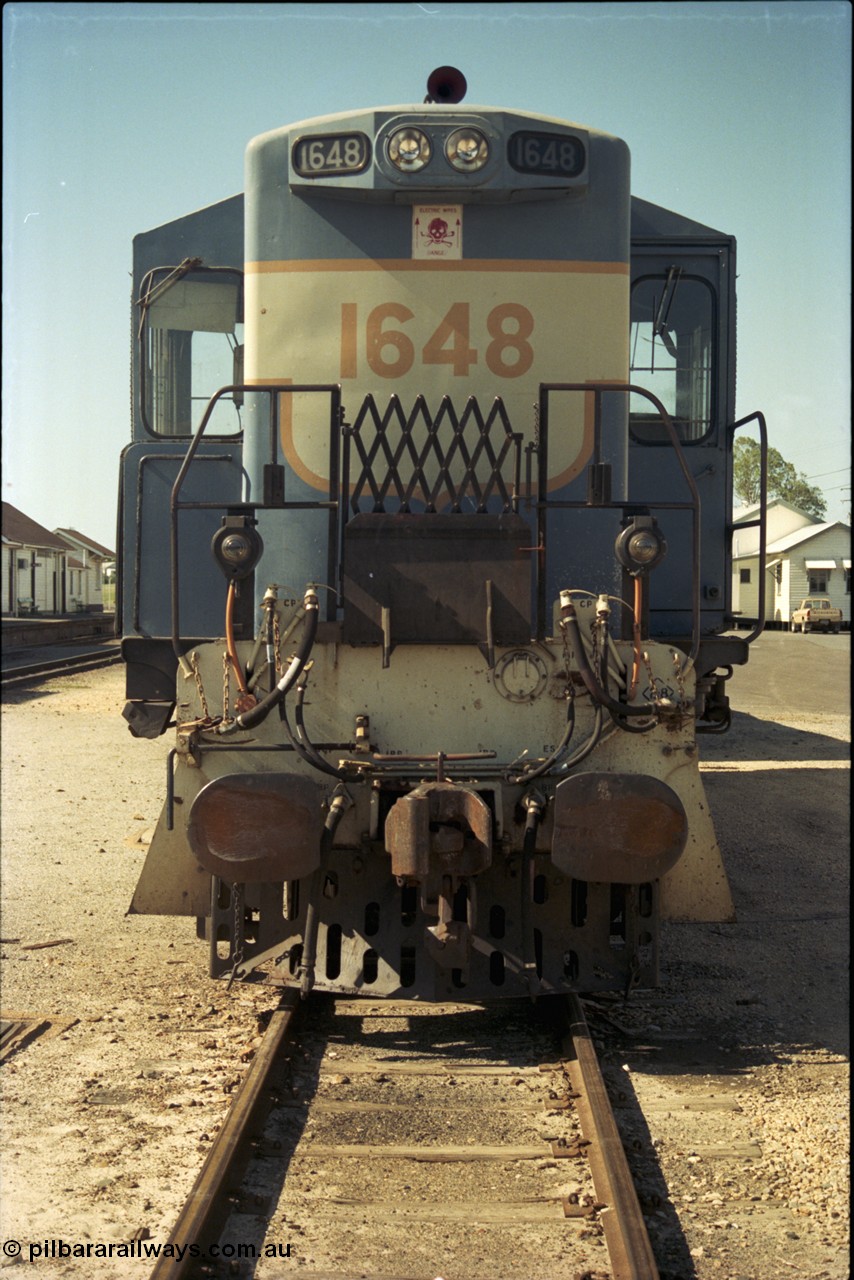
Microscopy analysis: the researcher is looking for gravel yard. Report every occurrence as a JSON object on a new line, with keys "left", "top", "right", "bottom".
{"left": 0, "top": 631, "right": 848, "bottom": 1279}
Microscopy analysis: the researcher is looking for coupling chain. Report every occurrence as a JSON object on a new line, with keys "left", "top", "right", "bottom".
{"left": 642, "top": 649, "right": 667, "bottom": 703}
{"left": 671, "top": 649, "right": 688, "bottom": 705}
{"left": 560, "top": 618, "right": 575, "bottom": 699}
{"left": 272, "top": 611, "right": 284, "bottom": 677}
{"left": 222, "top": 651, "right": 232, "bottom": 723}
{"left": 190, "top": 652, "right": 210, "bottom": 721}
{"left": 176, "top": 652, "right": 223, "bottom": 732}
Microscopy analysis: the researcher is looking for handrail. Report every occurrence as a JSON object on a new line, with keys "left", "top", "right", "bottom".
{"left": 169, "top": 383, "right": 341, "bottom": 668}
{"left": 537, "top": 383, "right": 701, "bottom": 664}
{"left": 727, "top": 411, "right": 768, "bottom": 645}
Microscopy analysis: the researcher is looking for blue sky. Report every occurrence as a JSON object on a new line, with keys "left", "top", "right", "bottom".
{"left": 3, "top": 1, "right": 850, "bottom": 550}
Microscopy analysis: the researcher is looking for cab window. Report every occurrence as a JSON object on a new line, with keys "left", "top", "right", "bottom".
{"left": 630, "top": 271, "right": 714, "bottom": 444}
{"left": 140, "top": 266, "right": 243, "bottom": 437}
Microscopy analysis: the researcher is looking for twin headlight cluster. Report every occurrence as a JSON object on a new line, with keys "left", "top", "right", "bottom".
{"left": 387, "top": 126, "right": 490, "bottom": 173}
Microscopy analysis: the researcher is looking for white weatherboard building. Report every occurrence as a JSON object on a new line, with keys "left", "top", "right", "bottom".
{"left": 1, "top": 504, "right": 116, "bottom": 616}
{"left": 54, "top": 527, "right": 115, "bottom": 613}
{"left": 732, "top": 499, "right": 851, "bottom": 629}
{"left": 2, "top": 503, "right": 70, "bottom": 615}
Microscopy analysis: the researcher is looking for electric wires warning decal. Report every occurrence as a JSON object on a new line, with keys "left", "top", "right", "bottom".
{"left": 412, "top": 206, "right": 462, "bottom": 260}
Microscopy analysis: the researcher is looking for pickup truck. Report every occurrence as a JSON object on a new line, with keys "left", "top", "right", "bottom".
{"left": 790, "top": 597, "right": 843, "bottom": 633}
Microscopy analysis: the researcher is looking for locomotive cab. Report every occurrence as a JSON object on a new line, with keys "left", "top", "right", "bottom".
{"left": 118, "top": 71, "right": 766, "bottom": 1000}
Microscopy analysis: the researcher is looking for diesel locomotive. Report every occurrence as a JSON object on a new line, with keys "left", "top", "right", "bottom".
{"left": 118, "top": 68, "right": 767, "bottom": 999}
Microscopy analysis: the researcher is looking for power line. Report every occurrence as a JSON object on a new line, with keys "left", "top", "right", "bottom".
{"left": 804, "top": 467, "right": 850, "bottom": 480}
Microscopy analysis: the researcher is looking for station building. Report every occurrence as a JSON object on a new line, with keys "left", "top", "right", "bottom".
{"left": 732, "top": 499, "right": 851, "bottom": 630}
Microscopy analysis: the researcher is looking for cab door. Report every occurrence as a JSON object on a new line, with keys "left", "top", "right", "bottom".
{"left": 628, "top": 208, "right": 737, "bottom": 642}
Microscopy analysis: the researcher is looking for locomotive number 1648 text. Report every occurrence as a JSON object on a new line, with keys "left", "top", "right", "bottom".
{"left": 339, "top": 301, "right": 535, "bottom": 380}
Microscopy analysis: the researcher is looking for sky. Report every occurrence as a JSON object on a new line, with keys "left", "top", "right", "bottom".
{"left": 3, "top": 1, "right": 851, "bottom": 552}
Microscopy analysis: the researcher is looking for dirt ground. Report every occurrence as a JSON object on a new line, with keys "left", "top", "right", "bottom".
{"left": 0, "top": 630, "right": 848, "bottom": 1279}
{"left": 601, "top": 630, "right": 849, "bottom": 1279}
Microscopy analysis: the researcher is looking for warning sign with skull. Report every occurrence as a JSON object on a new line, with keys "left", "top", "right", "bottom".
{"left": 412, "top": 205, "right": 462, "bottom": 260}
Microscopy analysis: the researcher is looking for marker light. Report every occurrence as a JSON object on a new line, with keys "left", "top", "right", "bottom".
{"left": 615, "top": 516, "right": 667, "bottom": 574}
{"left": 221, "top": 534, "right": 255, "bottom": 566}
{"left": 388, "top": 127, "right": 432, "bottom": 172}
{"left": 445, "top": 127, "right": 489, "bottom": 171}
{"left": 627, "top": 531, "right": 661, "bottom": 565}
{"left": 211, "top": 518, "right": 264, "bottom": 581}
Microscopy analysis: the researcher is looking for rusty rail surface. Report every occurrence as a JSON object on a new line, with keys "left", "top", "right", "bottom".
{"left": 564, "top": 993, "right": 660, "bottom": 1280}
{"left": 149, "top": 990, "right": 301, "bottom": 1280}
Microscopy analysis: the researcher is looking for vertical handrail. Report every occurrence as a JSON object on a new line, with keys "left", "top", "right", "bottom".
{"left": 170, "top": 387, "right": 235, "bottom": 671}
{"left": 536, "top": 383, "right": 702, "bottom": 663}
{"left": 727, "top": 411, "right": 768, "bottom": 644}
{"left": 169, "top": 384, "right": 341, "bottom": 667}
{"left": 325, "top": 386, "right": 343, "bottom": 622}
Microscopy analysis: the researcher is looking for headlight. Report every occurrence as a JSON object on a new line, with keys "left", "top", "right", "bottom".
{"left": 445, "top": 127, "right": 489, "bottom": 172}
{"left": 387, "top": 127, "right": 432, "bottom": 172}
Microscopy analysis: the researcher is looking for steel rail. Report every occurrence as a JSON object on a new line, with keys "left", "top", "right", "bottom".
{"left": 1, "top": 646, "right": 122, "bottom": 687}
{"left": 149, "top": 990, "right": 301, "bottom": 1280}
{"left": 563, "top": 993, "right": 660, "bottom": 1280}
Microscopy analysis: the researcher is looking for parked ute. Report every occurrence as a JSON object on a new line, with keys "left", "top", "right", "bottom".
{"left": 791, "top": 598, "right": 843, "bottom": 633}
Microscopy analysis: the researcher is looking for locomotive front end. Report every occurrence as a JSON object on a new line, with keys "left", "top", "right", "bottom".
{"left": 123, "top": 70, "right": 754, "bottom": 1000}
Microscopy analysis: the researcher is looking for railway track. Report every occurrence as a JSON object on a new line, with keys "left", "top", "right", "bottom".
{"left": 0, "top": 644, "right": 122, "bottom": 687}
{"left": 150, "top": 993, "right": 657, "bottom": 1280}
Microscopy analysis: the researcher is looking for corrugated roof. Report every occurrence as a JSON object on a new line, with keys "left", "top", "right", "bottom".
{"left": 2, "top": 503, "right": 71, "bottom": 553}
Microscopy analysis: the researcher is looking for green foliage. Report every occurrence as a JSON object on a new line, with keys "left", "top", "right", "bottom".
{"left": 733, "top": 438, "right": 827, "bottom": 522}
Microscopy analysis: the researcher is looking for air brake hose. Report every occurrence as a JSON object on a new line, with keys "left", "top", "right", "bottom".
{"left": 598, "top": 619, "right": 658, "bottom": 736}
{"left": 224, "top": 582, "right": 249, "bottom": 694}
{"left": 629, "top": 575, "right": 643, "bottom": 700}
{"left": 507, "top": 697, "right": 575, "bottom": 784}
{"left": 560, "top": 601, "right": 657, "bottom": 719}
{"left": 218, "top": 588, "right": 319, "bottom": 734}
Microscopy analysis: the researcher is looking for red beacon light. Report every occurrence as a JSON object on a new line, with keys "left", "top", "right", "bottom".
{"left": 425, "top": 66, "right": 467, "bottom": 104}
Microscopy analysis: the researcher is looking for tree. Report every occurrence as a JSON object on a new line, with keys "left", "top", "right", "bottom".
{"left": 733, "top": 439, "right": 827, "bottom": 522}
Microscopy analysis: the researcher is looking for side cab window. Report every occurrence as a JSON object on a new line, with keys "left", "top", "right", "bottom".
{"left": 630, "top": 269, "right": 715, "bottom": 445}
{"left": 139, "top": 265, "right": 244, "bottom": 437}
